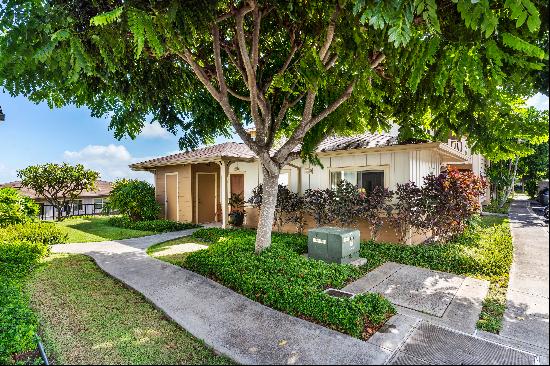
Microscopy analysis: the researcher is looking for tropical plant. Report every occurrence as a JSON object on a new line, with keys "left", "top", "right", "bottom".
{"left": 17, "top": 163, "right": 98, "bottom": 221}
{"left": 303, "top": 188, "right": 336, "bottom": 227}
{"left": 332, "top": 180, "right": 361, "bottom": 227}
{"left": 388, "top": 182, "right": 426, "bottom": 243}
{"left": 108, "top": 179, "right": 160, "bottom": 221}
{"left": 0, "top": 0, "right": 546, "bottom": 251}
{"left": 423, "top": 169, "right": 487, "bottom": 240}
{"left": 357, "top": 186, "right": 394, "bottom": 241}
{"left": 0, "top": 187, "right": 39, "bottom": 227}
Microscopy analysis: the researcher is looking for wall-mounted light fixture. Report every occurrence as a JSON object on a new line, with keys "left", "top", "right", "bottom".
{"left": 0, "top": 106, "right": 5, "bottom": 122}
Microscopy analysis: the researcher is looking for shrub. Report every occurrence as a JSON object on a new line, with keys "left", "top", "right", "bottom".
{"left": 388, "top": 182, "right": 426, "bottom": 243}
{"left": 107, "top": 179, "right": 160, "bottom": 221}
{"left": 0, "top": 187, "right": 39, "bottom": 227}
{"left": 0, "top": 240, "right": 49, "bottom": 279}
{"left": 108, "top": 216, "right": 199, "bottom": 232}
{"left": 0, "top": 235, "right": 50, "bottom": 363}
{"left": 357, "top": 187, "right": 394, "bottom": 241}
{"left": 303, "top": 188, "right": 335, "bottom": 227}
{"left": 332, "top": 180, "right": 361, "bottom": 227}
{"left": 248, "top": 184, "right": 305, "bottom": 233}
{"left": 423, "top": 169, "right": 487, "bottom": 240}
{"left": 0, "top": 279, "right": 38, "bottom": 364}
{"left": 0, "top": 222, "right": 68, "bottom": 246}
{"left": 186, "top": 228, "right": 395, "bottom": 338}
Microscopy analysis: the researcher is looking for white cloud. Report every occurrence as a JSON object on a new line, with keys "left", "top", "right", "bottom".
{"left": 138, "top": 122, "right": 172, "bottom": 139}
{"left": 0, "top": 163, "right": 18, "bottom": 183}
{"left": 526, "top": 93, "right": 549, "bottom": 111}
{"left": 63, "top": 144, "right": 153, "bottom": 183}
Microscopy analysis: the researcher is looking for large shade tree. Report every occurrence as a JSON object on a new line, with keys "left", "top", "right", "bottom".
{"left": 0, "top": 0, "right": 547, "bottom": 251}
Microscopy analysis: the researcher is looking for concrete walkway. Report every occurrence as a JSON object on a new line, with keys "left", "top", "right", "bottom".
{"left": 494, "top": 197, "right": 549, "bottom": 362}
{"left": 52, "top": 230, "right": 390, "bottom": 365}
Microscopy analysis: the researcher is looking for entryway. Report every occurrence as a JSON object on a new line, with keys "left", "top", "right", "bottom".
{"left": 196, "top": 173, "right": 217, "bottom": 223}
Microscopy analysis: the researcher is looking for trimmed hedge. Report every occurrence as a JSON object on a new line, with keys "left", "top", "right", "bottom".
{"left": 0, "top": 222, "right": 68, "bottom": 246}
{"left": 0, "top": 222, "right": 62, "bottom": 363}
{"left": 108, "top": 216, "right": 200, "bottom": 232}
{"left": 0, "top": 279, "right": 38, "bottom": 364}
{"left": 186, "top": 228, "right": 395, "bottom": 338}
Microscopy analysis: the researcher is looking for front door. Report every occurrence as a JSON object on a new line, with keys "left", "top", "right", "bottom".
{"left": 197, "top": 173, "right": 216, "bottom": 223}
{"left": 230, "top": 174, "right": 245, "bottom": 198}
{"left": 165, "top": 173, "right": 178, "bottom": 221}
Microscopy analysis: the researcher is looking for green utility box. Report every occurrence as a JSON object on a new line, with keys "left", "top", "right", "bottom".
{"left": 307, "top": 227, "right": 360, "bottom": 264}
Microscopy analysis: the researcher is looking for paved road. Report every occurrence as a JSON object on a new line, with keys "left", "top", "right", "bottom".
{"left": 499, "top": 198, "right": 549, "bottom": 357}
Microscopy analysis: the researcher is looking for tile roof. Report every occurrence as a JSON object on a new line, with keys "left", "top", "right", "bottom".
{"left": 0, "top": 180, "right": 113, "bottom": 200}
{"left": 315, "top": 133, "right": 398, "bottom": 152}
{"left": 131, "top": 132, "right": 399, "bottom": 170}
{"left": 130, "top": 142, "right": 256, "bottom": 170}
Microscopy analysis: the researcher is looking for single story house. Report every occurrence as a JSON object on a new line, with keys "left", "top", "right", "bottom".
{"left": 131, "top": 131, "right": 489, "bottom": 244}
{"left": 0, "top": 180, "right": 113, "bottom": 220}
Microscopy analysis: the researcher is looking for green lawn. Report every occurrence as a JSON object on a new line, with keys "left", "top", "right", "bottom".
{"left": 51, "top": 216, "right": 156, "bottom": 243}
{"left": 25, "top": 254, "right": 231, "bottom": 365}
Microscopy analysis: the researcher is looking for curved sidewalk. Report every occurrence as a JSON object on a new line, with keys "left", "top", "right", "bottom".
{"left": 51, "top": 230, "right": 390, "bottom": 365}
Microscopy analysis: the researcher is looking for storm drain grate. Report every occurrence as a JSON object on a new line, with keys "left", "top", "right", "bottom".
{"left": 390, "top": 322, "right": 537, "bottom": 365}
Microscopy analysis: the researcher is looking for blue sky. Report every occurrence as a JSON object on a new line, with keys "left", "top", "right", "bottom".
{"left": 0, "top": 91, "right": 548, "bottom": 184}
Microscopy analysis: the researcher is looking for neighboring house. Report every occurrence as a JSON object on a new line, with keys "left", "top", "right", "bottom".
{"left": 0, "top": 180, "right": 113, "bottom": 220}
{"left": 130, "top": 132, "right": 489, "bottom": 244}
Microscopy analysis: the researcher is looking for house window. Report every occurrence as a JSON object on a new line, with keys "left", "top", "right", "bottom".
{"left": 330, "top": 170, "right": 385, "bottom": 191}
{"left": 94, "top": 198, "right": 104, "bottom": 210}
{"left": 71, "top": 199, "right": 83, "bottom": 212}
{"left": 278, "top": 172, "right": 290, "bottom": 186}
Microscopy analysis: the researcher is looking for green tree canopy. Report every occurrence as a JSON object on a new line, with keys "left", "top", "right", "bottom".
{"left": 1, "top": 0, "right": 547, "bottom": 249}
{"left": 17, "top": 163, "right": 99, "bottom": 221}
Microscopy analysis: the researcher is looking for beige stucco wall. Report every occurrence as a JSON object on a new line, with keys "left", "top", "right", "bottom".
{"left": 154, "top": 165, "right": 193, "bottom": 222}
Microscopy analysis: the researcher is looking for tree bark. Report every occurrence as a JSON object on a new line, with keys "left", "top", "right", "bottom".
{"left": 255, "top": 166, "right": 279, "bottom": 253}
{"left": 501, "top": 156, "right": 519, "bottom": 208}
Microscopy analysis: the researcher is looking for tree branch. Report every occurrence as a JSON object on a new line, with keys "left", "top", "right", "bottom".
{"left": 274, "top": 80, "right": 355, "bottom": 163}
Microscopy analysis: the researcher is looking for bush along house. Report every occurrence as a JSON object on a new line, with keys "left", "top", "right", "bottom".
{"left": 130, "top": 130, "right": 490, "bottom": 244}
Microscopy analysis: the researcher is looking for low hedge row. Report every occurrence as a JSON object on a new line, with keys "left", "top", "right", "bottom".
{"left": 0, "top": 279, "right": 38, "bottom": 364}
{"left": 0, "top": 222, "right": 63, "bottom": 363}
{"left": 186, "top": 228, "right": 395, "bottom": 338}
{"left": 108, "top": 216, "right": 200, "bottom": 232}
{"left": 0, "top": 222, "right": 68, "bottom": 246}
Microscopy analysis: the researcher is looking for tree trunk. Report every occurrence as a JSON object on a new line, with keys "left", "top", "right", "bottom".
{"left": 500, "top": 156, "right": 519, "bottom": 208}
{"left": 255, "top": 167, "right": 279, "bottom": 253}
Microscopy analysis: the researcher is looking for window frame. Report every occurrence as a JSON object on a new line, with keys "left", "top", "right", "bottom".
{"left": 93, "top": 198, "right": 104, "bottom": 210}
{"left": 328, "top": 165, "right": 390, "bottom": 190}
